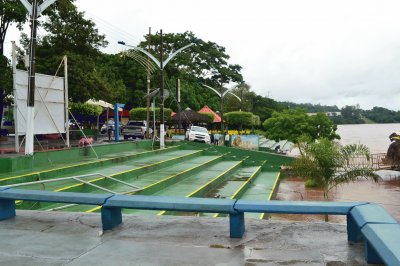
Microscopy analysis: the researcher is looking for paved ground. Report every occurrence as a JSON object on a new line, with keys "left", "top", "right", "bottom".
{"left": 0, "top": 211, "right": 375, "bottom": 265}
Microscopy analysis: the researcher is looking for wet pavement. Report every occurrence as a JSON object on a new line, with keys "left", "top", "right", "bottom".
{"left": 275, "top": 175, "right": 400, "bottom": 223}
{"left": 0, "top": 210, "right": 371, "bottom": 265}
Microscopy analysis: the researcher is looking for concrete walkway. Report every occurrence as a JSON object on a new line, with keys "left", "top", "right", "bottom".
{"left": 0, "top": 211, "right": 373, "bottom": 265}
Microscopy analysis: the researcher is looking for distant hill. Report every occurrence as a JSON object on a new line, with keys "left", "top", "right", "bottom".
{"left": 279, "top": 102, "right": 340, "bottom": 113}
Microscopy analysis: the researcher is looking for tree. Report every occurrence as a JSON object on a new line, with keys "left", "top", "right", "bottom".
{"left": 263, "top": 109, "right": 340, "bottom": 153}
{"left": 224, "top": 83, "right": 256, "bottom": 112}
{"left": 252, "top": 95, "right": 284, "bottom": 122}
{"left": 338, "top": 105, "right": 364, "bottom": 124}
{"left": 130, "top": 107, "right": 172, "bottom": 122}
{"left": 70, "top": 102, "right": 102, "bottom": 128}
{"left": 224, "top": 111, "right": 254, "bottom": 129}
{"left": 363, "top": 106, "right": 400, "bottom": 123}
{"left": 139, "top": 31, "right": 243, "bottom": 87}
{"left": 0, "top": 0, "right": 27, "bottom": 130}
{"left": 134, "top": 31, "right": 243, "bottom": 113}
{"left": 20, "top": 0, "right": 125, "bottom": 103}
{"left": 291, "top": 138, "right": 378, "bottom": 200}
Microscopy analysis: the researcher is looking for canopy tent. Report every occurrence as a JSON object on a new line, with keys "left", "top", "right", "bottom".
{"left": 172, "top": 109, "right": 211, "bottom": 123}
{"left": 85, "top": 99, "right": 123, "bottom": 111}
{"left": 198, "top": 105, "right": 221, "bottom": 123}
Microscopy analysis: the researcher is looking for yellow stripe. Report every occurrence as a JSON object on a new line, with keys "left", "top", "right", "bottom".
{"left": 231, "top": 161, "right": 266, "bottom": 200}
{"left": 268, "top": 172, "right": 281, "bottom": 200}
{"left": 214, "top": 161, "right": 266, "bottom": 218}
{"left": 140, "top": 155, "right": 224, "bottom": 191}
{"left": 86, "top": 153, "right": 223, "bottom": 214}
{"left": 260, "top": 171, "right": 281, "bottom": 219}
{"left": 157, "top": 210, "right": 166, "bottom": 216}
{"left": 186, "top": 160, "right": 243, "bottom": 198}
{"left": 108, "top": 149, "right": 201, "bottom": 178}
{"left": 86, "top": 205, "right": 101, "bottom": 213}
{"left": 0, "top": 146, "right": 178, "bottom": 183}
{"left": 12, "top": 146, "right": 182, "bottom": 211}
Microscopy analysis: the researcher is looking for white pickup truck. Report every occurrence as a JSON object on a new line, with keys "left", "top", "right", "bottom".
{"left": 122, "top": 121, "right": 150, "bottom": 140}
{"left": 187, "top": 126, "right": 211, "bottom": 144}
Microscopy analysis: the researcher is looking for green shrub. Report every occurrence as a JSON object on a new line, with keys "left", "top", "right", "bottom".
{"left": 224, "top": 111, "right": 254, "bottom": 128}
{"left": 130, "top": 107, "right": 172, "bottom": 121}
{"left": 70, "top": 102, "right": 102, "bottom": 117}
{"left": 304, "top": 179, "right": 318, "bottom": 188}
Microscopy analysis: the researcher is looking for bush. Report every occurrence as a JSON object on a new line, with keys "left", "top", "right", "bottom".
{"left": 224, "top": 111, "right": 254, "bottom": 128}
{"left": 304, "top": 179, "right": 318, "bottom": 188}
{"left": 252, "top": 115, "right": 260, "bottom": 126}
{"left": 70, "top": 102, "right": 102, "bottom": 117}
{"left": 130, "top": 107, "right": 172, "bottom": 121}
{"left": 70, "top": 102, "right": 102, "bottom": 129}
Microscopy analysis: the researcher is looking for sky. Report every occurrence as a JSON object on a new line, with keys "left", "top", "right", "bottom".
{"left": 4, "top": 0, "right": 400, "bottom": 110}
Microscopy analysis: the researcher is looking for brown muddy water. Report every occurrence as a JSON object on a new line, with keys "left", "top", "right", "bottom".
{"left": 273, "top": 176, "right": 400, "bottom": 223}
{"left": 276, "top": 123, "right": 400, "bottom": 223}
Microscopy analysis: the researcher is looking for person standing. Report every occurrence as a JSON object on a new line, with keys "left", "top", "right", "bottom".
{"left": 224, "top": 131, "right": 230, "bottom": 147}
{"left": 107, "top": 118, "right": 114, "bottom": 141}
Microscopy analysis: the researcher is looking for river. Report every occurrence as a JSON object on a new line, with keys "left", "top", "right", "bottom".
{"left": 276, "top": 123, "right": 400, "bottom": 222}
{"left": 336, "top": 123, "right": 400, "bottom": 153}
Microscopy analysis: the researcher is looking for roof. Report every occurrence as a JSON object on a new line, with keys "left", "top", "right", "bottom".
{"left": 172, "top": 109, "right": 211, "bottom": 123}
{"left": 198, "top": 105, "right": 221, "bottom": 123}
{"left": 86, "top": 99, "right": 123, "bottom": 111}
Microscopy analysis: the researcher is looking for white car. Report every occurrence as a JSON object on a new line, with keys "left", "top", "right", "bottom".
{"left": 187, "top": 126, "right": 211, "bottom": 144}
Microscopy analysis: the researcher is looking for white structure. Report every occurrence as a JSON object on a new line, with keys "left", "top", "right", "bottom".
{"left": 15, "top": 70, "right": 66, "bottom": 135}
{"left": 12, "top": 42, "right": 69, "bottom": 153}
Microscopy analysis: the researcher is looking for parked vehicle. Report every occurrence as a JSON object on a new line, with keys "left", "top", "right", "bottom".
{"left": 122, "top": 120, "right": 151, "bottom": 140}
{"left": 187, "top": 126, "right": 211, "bottom": 144}
{"left": 0, "top": 120, "right": 15, "bottom": 135}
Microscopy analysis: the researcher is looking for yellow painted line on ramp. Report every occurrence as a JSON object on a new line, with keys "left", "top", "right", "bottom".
{"left": 260, "top": 171, "right": 281, "bottom": 220}
{"left": 0, "top": 146, "right": 179, "bottom": 183}
{"left": 214, "top": 161, "right": 266, "bottom": 218}
{"left": 88, "top": 154, "right": 224, "bottom": 214}
{"left": 157, "top": 157, "right": 243, "bottom": 216}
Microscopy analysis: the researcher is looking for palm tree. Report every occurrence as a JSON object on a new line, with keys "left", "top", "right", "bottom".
{"left": 291, "top": 138, "right": 379, "bottom": 200}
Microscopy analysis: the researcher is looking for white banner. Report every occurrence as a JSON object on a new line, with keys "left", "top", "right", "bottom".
{"left": 15, "top": 70, "right": 66, "bottom": 135}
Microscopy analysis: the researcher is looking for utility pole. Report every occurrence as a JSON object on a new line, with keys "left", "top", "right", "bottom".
{"left": 146, "top": 27, "right": 151, "bottom": 139}
{"left": 20, "top": 0, "right": 57, "bottom": 155}
{"left": 176, "top": 79, "right": 181, "bottom": 131}
{"left": 159, "top": 29, "right": 165, "bottom": 148}
{"left": 25, "top": 0, "right": 39, "bottom": 155}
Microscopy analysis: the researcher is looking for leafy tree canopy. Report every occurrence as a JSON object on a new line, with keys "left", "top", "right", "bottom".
{"left": 224, "top": 111, "right": 254, "bottom": 128}
{"left": 70, "top": 102, "right": 102, "bottom": 117}
{"left": 129, "top": 107, "right": 172, "bottom": 122}
{"left": 263, "top": 109, "right": 340, "bottom": 146}
{"left": 19, "top": 0, "right": 126, "bottom": 104}
{"left": 1, "top": 0, "right": 28, "bottom": 129}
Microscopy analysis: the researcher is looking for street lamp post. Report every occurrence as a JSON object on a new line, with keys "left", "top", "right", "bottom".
{"left": 202, "top": 84, "right": 241, "bottom": 132}
{"left": 118, "top": 32, "right": 195, "bottom": 149}
{"left": 20, "top": 0, "right": 57, "bottom": 155}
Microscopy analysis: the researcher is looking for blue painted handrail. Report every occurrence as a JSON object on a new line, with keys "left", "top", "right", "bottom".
{"left": 0, "top": 188, "right": 399, "bottom": 265}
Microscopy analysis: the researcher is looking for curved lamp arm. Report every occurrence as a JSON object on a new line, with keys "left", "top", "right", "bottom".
{"left": 163, "top": 43, "right": 195, "bottom": 68}
{"left": 202, "top": 84, "right": 222, "bottom": 98}
{"left": 226, "top": 91, "right": 241, "bottom": 102}
{"left": 118, "top": 41, "right": 161, "bottom": 68}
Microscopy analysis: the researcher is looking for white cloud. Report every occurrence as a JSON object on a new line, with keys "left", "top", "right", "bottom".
{"left": 5, "top": 0, "right": 400, "bottom": 110}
